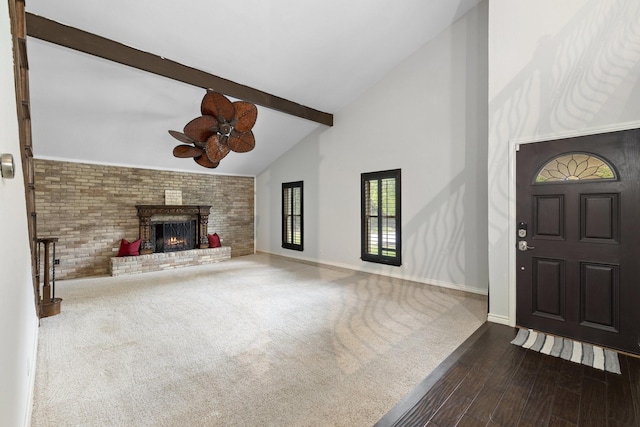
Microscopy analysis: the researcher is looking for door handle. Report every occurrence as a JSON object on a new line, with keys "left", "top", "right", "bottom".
{"left": 518, "top": 241, "right": 535, "bottom": 251}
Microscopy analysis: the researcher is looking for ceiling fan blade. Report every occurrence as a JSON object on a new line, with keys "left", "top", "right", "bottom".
{"left": 168, "top": 130, "right": 196, "bottom": 144}
{"left": 205, "top": 134, "right": 231, "bottom": 163}
{"left": 194, "top": 155, "right": 219, "bottom": 169}
{"left": 201, "top": 90, "right": 235, "bottom": 122}
{"left": 228, "top": 130, "right": 256, "bottom": 153}
{"left": 172, "top": 145, "right": 202, "bottom": 158}
{"left": 183, "top": 115, "right": 218, "bottom": 142}
{"left": 232, "top": 101, "right": 258, "bottom": 133}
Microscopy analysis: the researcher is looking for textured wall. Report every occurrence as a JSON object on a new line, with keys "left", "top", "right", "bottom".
{"left": 487, "top": 0, "right": 640, "bottom": 323}
{"left": 256, "top": 2, "right": 489, "bottom": 295}
{"left": 1, "top": 3, "right": 40, "bottom": 425}
{"left": 35, "top": 159, "right": 254, "bottom": 279}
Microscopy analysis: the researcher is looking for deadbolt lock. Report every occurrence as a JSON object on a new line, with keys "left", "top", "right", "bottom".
{"left": 517, "top": 221, "right": 527, "bottom": 238}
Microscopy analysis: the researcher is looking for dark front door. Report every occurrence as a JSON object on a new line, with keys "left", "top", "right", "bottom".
{"left": 516, "top": 128, "right": 640, "bottom": 355}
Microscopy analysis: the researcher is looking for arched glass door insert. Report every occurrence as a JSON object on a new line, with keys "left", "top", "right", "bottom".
{"left": 534, "top": 152, "right": 617, "bottom": 183}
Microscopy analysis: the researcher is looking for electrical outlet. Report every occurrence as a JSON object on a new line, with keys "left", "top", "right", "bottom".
{"left": 54, "top": 259, "right": 60, "bottom": 265}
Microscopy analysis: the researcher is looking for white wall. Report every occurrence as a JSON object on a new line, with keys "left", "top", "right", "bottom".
{"left": 257, "top": 2, "right": 489, "bottom": 294}
{"left": 488, "top": 0, "right": 640, "bottom": 323}
{"left": 0, "top": 3, "right": 40, "bottom": 426}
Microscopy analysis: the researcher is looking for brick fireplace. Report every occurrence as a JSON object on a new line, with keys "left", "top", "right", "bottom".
{"left": 35, "top": 159, "right": 254, "bottom": 280}
{"left": 109, "top": 203, "right": 229, "bottom": 276}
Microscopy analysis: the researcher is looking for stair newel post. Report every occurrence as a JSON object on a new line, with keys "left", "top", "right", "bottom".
{"left": 38, "top": 237, "right": 62, "bottom": 317}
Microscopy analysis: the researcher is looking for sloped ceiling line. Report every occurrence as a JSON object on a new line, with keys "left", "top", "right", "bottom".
{"left": 25, "top": 12, "right": 333, "bottom": 127}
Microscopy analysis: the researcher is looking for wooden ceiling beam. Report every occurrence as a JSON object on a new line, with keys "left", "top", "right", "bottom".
{"left": 25, "top": 13, "right": 333, "bottom": 127}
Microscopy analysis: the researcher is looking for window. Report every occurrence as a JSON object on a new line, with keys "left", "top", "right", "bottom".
{"left": 535, "top": 152, "right": 616, "bottom": 183}
{"left": 282, "top": 181, "right": 303, "bottom": 251}
{"left": 361, "top": 169, "right": 401, "bottom": 266}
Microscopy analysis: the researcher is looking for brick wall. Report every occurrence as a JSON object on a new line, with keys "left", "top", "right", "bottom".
{"left": 34, "top": 159, "right": 254, "bottom": 279}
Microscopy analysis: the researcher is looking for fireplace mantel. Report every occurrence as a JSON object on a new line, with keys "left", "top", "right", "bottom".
{"left": 136, "top": 205, "right": 211, "bottom": 254}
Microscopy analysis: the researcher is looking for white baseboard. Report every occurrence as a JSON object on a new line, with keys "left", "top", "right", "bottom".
{"left": 256, "top": 250, "right": 488, "bottom": 296}
{"left": 487, "top": 313, "right": 512, "bottom": 326}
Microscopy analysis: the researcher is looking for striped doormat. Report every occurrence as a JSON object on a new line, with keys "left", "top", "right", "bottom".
{"left": 511, "top": 328, "right": 621, "bottom": 374}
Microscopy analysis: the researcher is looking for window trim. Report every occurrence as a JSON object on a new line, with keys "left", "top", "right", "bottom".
{"left": 361, "top": 169, "right": 401, "bottom": 266}
{"left": 282, "top": 181, "right": 304, "bottom": 251}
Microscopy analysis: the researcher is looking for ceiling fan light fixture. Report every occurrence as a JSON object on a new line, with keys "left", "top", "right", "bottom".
{"left": 169, "top": 90, "right": 258, "bottom": 169}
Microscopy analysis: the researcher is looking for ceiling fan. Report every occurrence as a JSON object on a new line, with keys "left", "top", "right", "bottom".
{"left": 168, "top": 90, "right": 258, "bottom": 168}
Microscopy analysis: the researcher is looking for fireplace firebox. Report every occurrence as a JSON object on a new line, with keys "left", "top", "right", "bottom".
{"left": 136, "top": 205, "right": 211, "bottom": 254}
{"left": 152, "top": 220, "right": 197, "bottom": 253}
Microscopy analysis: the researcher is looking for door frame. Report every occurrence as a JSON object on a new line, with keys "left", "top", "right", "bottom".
{"left": 504, "top": 120, "right": 640, "bottom": 328}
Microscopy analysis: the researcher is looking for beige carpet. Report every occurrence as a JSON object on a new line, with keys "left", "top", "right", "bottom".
{"left": 32, "top": 253, "right": 487, "bottom": 426}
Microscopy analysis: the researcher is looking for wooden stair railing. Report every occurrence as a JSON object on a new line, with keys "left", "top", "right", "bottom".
{"left": 9, "top": 0, "right": 45, "bottom": 317}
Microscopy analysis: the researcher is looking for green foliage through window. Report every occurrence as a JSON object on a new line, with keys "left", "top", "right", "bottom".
{"left": 282, "top": 181, "right": 303, "bottom": 251}
{"left": 361, "top": 169, "right": 401, "bottom": 266}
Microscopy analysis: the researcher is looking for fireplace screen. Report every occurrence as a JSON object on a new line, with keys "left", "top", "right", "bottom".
{"left": 152, "top": 220, "right": 197, "bottom": 253}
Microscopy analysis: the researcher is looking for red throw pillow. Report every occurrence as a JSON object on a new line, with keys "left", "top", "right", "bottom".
{"left": 207, "top": 233, "right": 221, "bottom": 248}
{"left": 117, "top": 239, "right": 141, "bottom": 257}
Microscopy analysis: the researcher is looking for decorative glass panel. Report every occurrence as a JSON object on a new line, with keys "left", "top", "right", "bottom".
{"left": 535, "top": 153, "right": 616, "bottom": 183}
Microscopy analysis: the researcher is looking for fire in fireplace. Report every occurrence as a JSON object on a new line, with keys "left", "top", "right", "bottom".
{"left": 152, "top": 220, "right": 197, "bottom": 253}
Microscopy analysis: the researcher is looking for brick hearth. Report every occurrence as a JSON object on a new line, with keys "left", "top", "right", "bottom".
{"left": 110, "top": 246, "right": 231, "bottom": 276}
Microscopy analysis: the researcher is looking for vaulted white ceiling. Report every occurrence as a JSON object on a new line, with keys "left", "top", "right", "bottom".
{"left": 26, "top": 0, "right": 481, "bottom": 176}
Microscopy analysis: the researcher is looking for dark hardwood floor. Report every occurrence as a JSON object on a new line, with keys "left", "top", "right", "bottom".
{"left": 376, "top": 322, "right": 640, "bottom": 427}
